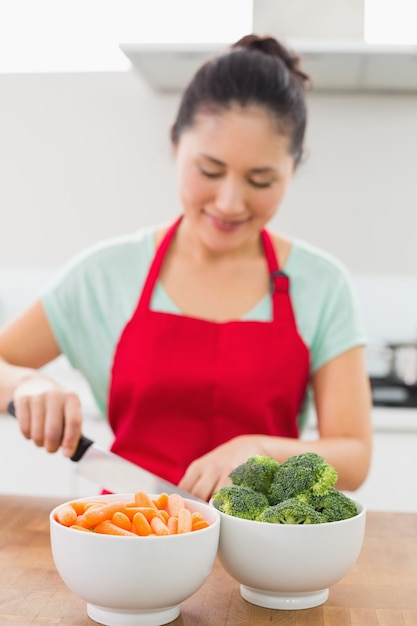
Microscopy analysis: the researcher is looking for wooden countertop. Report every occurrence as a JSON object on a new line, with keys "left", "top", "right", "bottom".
{"left": 1, "top": 495, "right": 416, "bottom": 625}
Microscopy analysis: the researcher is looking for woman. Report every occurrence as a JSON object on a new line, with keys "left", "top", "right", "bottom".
{"left": 0, "top": 35, "right": 372, "bottom": 501}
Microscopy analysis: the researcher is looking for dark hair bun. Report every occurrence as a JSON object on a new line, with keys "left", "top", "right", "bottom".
{"left": 231, "top": 34, "right": 310, "bottom": 89}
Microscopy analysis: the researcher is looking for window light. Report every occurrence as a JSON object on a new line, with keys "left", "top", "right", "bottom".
{"left": 0, "top": 0, "right": 253, "bottom": 73}
{"left": 364, "top": 0, "right": 417, "bottom": 45}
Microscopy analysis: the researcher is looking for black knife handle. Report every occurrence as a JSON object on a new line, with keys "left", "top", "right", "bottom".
{"left": 70, "top": 434, "right": 94, "bottom": 462}
{"left": 7, "top": 399, "right": 94, "bottom": 462}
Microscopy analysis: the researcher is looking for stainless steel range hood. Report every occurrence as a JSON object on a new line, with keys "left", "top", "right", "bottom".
{"left": 119, "top": 40, "right": 417, "bottom": 93}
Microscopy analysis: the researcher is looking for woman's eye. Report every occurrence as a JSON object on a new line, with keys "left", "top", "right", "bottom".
{"left": 248, "top": 179, "right": 274, "bottom": 189}
{"left": 200, "top": 168, "right": 223, "bottom": 179}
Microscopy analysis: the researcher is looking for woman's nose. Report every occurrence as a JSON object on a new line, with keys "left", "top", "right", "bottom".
{"left": 215, "top": 177, "right": 246, "bottom": 215}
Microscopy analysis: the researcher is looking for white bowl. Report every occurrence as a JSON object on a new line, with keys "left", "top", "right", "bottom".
{"left": 212, "top": 499, "right": 366, "bottom": 610}
{"left": 50, "top": 493, "right": 220, "bottom": 626}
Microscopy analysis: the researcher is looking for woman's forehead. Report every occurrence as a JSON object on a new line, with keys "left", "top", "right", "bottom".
{"left": 192, "top": 103, "right": 278, "bottom": 133}
{"left": 178, "top": 106, "right": 292, "bottom": 162}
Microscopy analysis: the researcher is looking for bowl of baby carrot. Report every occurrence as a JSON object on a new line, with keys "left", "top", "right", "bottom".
{"left": 50, "top": 490, "right": 220, "bottom": 626}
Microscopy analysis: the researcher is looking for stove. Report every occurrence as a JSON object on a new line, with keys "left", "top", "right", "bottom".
{"left": 370, "top": 376, "right": 417, "bottom": 408}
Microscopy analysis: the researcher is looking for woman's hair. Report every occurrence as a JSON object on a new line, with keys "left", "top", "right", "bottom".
{"left": 171, "top": 34, "right": 311, "bottom": 166}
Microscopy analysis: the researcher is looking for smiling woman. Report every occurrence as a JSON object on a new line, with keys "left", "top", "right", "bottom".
{"left": 0, "top": 33, "right": 372, "bottom": 504}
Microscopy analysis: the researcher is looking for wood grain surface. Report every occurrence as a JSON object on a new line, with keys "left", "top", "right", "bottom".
{"left": 0, "top": 495, "right": 416, "bottom": 625}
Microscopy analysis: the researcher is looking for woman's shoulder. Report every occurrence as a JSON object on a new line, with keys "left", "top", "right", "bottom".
{"left": 270, "top": 233, "right": 352, "bottom": 283}
{"left": 75, "top": 225, "right": 158, "bottom": 266}
{"left": 42, "top": 224, "right": 166, "bottom": 298}
{"left": 55, "top": 225, "right": 163, "bottom": 278}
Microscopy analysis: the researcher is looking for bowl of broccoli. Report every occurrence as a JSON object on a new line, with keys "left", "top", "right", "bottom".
{"left": 211, "top": 452, "right": 366, "bottom": 611}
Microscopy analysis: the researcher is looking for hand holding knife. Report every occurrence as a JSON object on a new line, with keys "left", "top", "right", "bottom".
{"left": 7, "top": 400, "right": 201, "bottom": 501}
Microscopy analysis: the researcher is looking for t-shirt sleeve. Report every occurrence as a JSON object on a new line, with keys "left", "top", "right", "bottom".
{"left": 309, "top": 266, "right": 367, "bottom": 373}
{"left": 40, "top": 229, "right": 155, "bottom": 413}
{"left": 287, "top": 240, "right": 368, "bottom": 376}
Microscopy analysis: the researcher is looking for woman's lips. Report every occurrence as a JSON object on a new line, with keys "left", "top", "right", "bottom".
{"left": 204, "top": 212, "right": 249, "bottom": 232}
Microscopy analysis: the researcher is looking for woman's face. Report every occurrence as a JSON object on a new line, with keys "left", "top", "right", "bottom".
{"left": 173, "top": 104, "right": 295, "bottom": 256}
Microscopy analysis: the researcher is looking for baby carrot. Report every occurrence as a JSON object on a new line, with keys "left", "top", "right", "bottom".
{"left": 191, "top": 511, "right": 210, "bottom": 530}
{"left": 167, "top": 493, "right": 185, "bottom": 517}
{"left": 112, "top": 511, "right": 132, "bottom": 531}
{"left": 132, "top": 512, "right": 152, "bottom": 536}
{"left": 150, "top": 516, "right": 169, "bottom": 536}
{"left": 177, "top": 508, "right": 192, "bottom": 534}
{"left": 78, "top": 501, "right": 128, "bottom": 529}
{"left": 94, "top": 520, "right": 137, "bottom": 536}
{"left": 124, "top": 506, "right": 163, "bottom": 522}
{"left": 134, "top": 491, "right": 156, "bottom": 508}
{"left": 70, "top": 524, "right": 93, "bottom": 532}
{"left": 153, "top": 492, "right": 169, "bottom": 511}
{"left": 123, "top": 506, "right": 143, "bottom": 520}
{"left": 83, "top": 502, "right": 104, "bottom": 510}
{"left": 69, "top": 501, "right": 88, "bottom": 516}
{"left": 167, "top": 516, "right": 178, "bottom": 535}
{"left": 158, "top": 509, "right": 169, "bottom": 523}
{"left": 191, "top": 511, "right": 205, "bottom": 524}
{"left": 55, "top": 504, "right": 78, "bottom": 527}
{"left": 192, "top": 520, "right": 210, "bottom": 531}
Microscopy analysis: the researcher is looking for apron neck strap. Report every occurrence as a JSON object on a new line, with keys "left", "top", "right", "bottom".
{"left": 261, "top": 229, "right": 290, "bottom": 319}
{"left": 261, "top": 229, "right": 280, "bottom": 274}
{"left": 139, "top": 216, "right": 182, "bottom": 308}
{"left": 141, "top": 218, "right": 287, "bottom": 310}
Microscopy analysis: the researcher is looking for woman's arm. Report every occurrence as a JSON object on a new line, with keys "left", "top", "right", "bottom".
{"left": 179, "top": 346, "right": 372, "bottom": 500}
{"left": 305, "top": 345, "right": 372, "bottom": 489}
{"left": 0, "top": 300, "right": 83, "bottom": 456}
{"left": 256, "top": 346, "right": 372, "bottom": 489}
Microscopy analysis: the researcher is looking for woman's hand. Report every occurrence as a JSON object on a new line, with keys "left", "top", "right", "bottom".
{"left": 13, "top": 377, "right": 83, "bottom": 458}
{"left": 178, "top": 435, "right": 269, "bottom": 501}
{"left": 0, "top": 299, "right": 83, "bottom": 458}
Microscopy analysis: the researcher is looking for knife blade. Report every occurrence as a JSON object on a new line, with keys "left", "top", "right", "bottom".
{"left": 7, "top": 400, "right": 202, "bottom": 502}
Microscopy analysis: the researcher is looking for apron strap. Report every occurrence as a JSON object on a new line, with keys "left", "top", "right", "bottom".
{"left": 141, "top": 218, "right": 289, "bottom": 313}
{"left": 261, "top": 229, "right": 290, "bottom": 321}
{"left": 139, "top": 216, "right": 182, "bottom": 310}
{"left": 261, "top": 229, "right": 289, "bottom": 290}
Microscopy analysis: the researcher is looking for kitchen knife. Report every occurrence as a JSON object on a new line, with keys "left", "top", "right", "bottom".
{"left": 7, "top": 400, "right": 202, "bottom": 501}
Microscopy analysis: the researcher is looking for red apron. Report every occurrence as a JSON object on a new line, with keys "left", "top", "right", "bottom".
{"left": 108, "top": 218, "right": 310, "bottom": 485}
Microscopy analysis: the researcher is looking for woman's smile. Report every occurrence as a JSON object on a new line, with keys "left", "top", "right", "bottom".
{"left": 202, "top": 209, "right": 251, "bottom": 232}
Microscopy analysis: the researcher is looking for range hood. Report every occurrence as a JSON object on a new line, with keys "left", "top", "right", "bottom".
{"left": 120, "top": 40, "right": 417, "bottom": 93}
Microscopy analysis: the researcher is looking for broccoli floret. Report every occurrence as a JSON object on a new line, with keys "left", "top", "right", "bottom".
{"left": 211, "top": 485, "right": 269, "bottom": 520}
{"left": 258, "top": 498, "right": 326, "bottom": 524}
{"left": 228, "top": 455, "right": 280, "bottom": 494}
{"left": 308, "top": 487, "right": 358, "bottom": 522}
{"left": 268, "top": 452, "right": 338, "bottom": 505}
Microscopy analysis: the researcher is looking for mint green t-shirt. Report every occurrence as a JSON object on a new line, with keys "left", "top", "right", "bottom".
{"left": 41, "top": 225, "right": 367, "bottom": 427}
